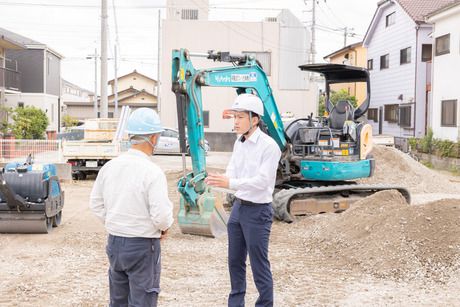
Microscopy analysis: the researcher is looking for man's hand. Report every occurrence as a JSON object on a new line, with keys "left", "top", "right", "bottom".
{"left": 205, "top": 173, "right": 230, "bottom": 188}
{"left": 160, "top": 229, "right": 168, "bottom": 241}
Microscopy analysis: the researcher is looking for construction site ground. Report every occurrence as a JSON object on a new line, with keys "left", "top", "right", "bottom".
{"left": 1, "top": 146, "right": 460, "bottom": 306}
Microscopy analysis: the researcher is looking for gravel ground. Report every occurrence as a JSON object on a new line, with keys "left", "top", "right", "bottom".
{"left": 0, "top": 149, "right": 459, "bottom": 306}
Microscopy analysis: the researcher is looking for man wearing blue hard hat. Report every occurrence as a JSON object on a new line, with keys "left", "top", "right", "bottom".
{"left": 90, "top": 108, "right": 173, "bottom": 307}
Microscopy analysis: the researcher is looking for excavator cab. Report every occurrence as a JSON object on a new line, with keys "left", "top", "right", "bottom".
{"left": 283, "top": 64, "right": 374, "bottom": 182}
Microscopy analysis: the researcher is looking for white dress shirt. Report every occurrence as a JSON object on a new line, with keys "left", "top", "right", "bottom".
{"left": 90, "top": 149, "right": 174, "bottom": 238}
{"left": 226, "top": 127, "right": 281, "bottom": 204}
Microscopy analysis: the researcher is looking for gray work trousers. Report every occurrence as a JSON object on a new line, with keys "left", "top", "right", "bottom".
{"left": 106, "top": 235, "right": 161, "bottom": 307}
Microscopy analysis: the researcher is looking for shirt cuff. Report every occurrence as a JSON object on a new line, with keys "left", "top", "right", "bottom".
{"left": 229, "top": 178, "right": 241, "bottom": 190}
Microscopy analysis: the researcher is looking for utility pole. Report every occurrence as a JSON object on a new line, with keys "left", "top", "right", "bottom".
{"left": 310, "top": 0, "right": 316, "bottom": 64}
{"left": 112, "top": 0, "right": 119, "bottom": 118}
{"left": 114, "top": 45, "right": 118, "bottom": 118}
{"left": 100, "top": 0, "right": 108, "bottom": 118}
{"left": 86, "top": 48, "right": 98, "bottom": 118}
{"left": 305, "top": 0, "right": 325, "bottom": 64}
{"left": 156, "top": 9, "right": 161, "bottom": 116}
{"left": 344, "top": 26, "right": 348, "bottom": 47}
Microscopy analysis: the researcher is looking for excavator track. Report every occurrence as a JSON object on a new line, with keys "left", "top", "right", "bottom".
{"left": 272, "top": 184, "right": 411, "bottom": 223}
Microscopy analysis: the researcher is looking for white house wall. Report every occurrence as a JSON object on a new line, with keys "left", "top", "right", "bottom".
{"left": 414, "top": 26, "right": 432, "bottom": 137}
{"left": 430, "top": 10, "right": 460, "bottom": 141}
{"left": 5, "top": 93, "right": 59, "bottom": 132}
{"left": 113, "top": 75, "right": 157, "bottom": 95}
{"left": 366, "top": 2, "right": 418, "bottom": 137}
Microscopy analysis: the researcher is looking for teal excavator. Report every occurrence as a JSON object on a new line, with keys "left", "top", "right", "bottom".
{"left": 171, "top": 48, "right": 410, "bottom": 237}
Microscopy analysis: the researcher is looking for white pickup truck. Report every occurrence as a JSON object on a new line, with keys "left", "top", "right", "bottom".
{"left": 62, "top": 140, "right": 128, "bottom": 180}
{"left": 62, "top": 118, "right": 128, "bottom": 180}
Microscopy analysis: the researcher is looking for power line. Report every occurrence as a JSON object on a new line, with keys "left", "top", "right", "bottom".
{"left": 0, "top": 1, "right": 284, "bottom": 11}
{"left": 323, "top": 1, "right": 347, "bottom": 28}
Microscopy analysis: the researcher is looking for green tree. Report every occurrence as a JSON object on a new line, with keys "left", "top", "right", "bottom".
{"left": 62, "top": 114, "right": 79, "bottom": 128}
{"left": 318, "top": 89, "right": 358, "bottom": 116}
{"left": 0, "top": 106, "right": 13, "bottom": 135}
{"left": 11, "top": 106, "right": 49, "bottom": 139}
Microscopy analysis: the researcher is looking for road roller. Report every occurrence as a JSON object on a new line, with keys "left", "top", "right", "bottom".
{"left": 0, "top": 155, "right": 64, "bottom": 233}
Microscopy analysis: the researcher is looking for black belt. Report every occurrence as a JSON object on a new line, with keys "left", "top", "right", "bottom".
{"left": 234, "top": 197, "right": 269, "bottom": 206}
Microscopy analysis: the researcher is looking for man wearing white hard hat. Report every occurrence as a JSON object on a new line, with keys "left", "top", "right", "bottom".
{"left": 90, "top": 108, "right": 173, "bottom": 307}
{"left": 206, "top": 93, "right": 281, "bottom": 307}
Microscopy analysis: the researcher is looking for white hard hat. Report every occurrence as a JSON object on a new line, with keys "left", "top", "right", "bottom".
{"left": 230, "top": 94, "right": 264, "bottom": 116}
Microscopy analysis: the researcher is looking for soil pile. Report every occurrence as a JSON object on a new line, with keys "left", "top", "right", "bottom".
{"left": 359, "top": 146, "right": 459, "bottom": 194}
{"left": 306, "top": 190, "right": 460, "bottom": 282}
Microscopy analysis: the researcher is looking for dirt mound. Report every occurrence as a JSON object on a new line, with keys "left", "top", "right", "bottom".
{"left": 359, "top": 146, "right": 459, "bottom": 194}
{"left": 307, "top": 190, "right": 460, "bottom": 282}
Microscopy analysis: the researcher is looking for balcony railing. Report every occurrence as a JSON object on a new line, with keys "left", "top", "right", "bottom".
{"left": 0, "top": 66, "right": 21, "bottom": 91}
{"left": 0, "top": 57, "right": 21, "bottom": 91}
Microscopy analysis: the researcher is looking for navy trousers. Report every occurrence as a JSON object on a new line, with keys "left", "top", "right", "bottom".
{"left": 227, "top": 199, "right": 274, "bottom": 307}
{"left": 106, "top": 235, "right": 161, "bottom": 307}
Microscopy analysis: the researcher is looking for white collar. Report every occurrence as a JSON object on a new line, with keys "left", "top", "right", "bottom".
{"left": 239, "top": 127, "right": 261, "bottom": 143}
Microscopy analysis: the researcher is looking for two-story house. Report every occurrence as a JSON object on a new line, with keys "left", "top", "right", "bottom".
{"left": 323, "top": 42, "right": 368, "bottom": 105}
{"left": 0, "top": 27, "right": 63, "bottom": 135}
{"left": 64, "top": 70, "right": 157, "bottom": 119}
{"left": 0, "top": 29, "right": 24, "bottom": 124}
{"left": 107, "top": 70, "right": 158, "bottom": 113}
{"left": 427, "top": 1, "right": 460, "bottom": 142}
{"left": 363, "top": 0, "right": 452, "bottom": 138}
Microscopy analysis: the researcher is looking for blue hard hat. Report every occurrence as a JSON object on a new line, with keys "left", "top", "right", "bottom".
{"left": 126, "top": 108, "right": 164, "bottom": 135}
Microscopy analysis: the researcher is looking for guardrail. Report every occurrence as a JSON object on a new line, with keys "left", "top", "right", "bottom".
{"left": 0, "top": 139, "right": 62, "bottom": 163}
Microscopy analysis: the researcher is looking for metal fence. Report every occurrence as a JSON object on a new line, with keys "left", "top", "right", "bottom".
{"left": 0, "top": 139, "right": 63, "bottom": 163}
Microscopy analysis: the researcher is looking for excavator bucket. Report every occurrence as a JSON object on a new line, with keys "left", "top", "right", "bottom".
{"left": 177, "top": 190, "right": 228, "bottom": 238}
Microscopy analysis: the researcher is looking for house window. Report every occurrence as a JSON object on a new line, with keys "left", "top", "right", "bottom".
{"left": 399, "top": 105, "right": 411, "bottom": 127}
{"left": 108, "top": 112, "right": 114, "bottom": 118}
{"left": 367, "top": 59, "right": 373, "bottom": 70}
{"left": 400, "top": 47, "right": 411, "bottom": 65}
{"left": 435, "top": 34, "right": 450, "bottom": 56}
{"left": 384, "top": 104, "right": 398, "bottom": 123}
{"left": 385, "top": 12, "right": 395, "bottom": 27}
{"left": 422, "top": 44, "right": 432, "bottom": 62}
{"left": 181, "top": 9, "right": 198, "bottom": 20}
{"left": 18, "top": 102, "right": 24, "bottom": 108}
{"left": 203, "top": 110, "right": 210, "bottom": 128}
{"left": 47, "top": 56, "right": 51, "bottom": 75}
{"left": 368, "top": 108, "right": 378, "bottom": 122}
{"left": 242, "top": 51, "right": 272, "bottom": 75}
{"left": 380, "top": 54, "right": 389, "bottom": 70}
{"left": 441, "top": 100, "right": 457, "bottom": 127}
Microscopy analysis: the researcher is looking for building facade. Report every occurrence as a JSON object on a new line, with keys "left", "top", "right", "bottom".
{"left": 160, "top": 0, "right": 316, "bottom": 151}
{"left": 64, "top": 70, "right": 158, "bottom": 120}
{"left": 1, "top": 27, "right": 62, "bottom": 134}
{"left": 323, "top": 42, "right": 368, "bottom": 105}
{"left": 427, "top": 1, "right": 460, "bottom": 141}
{"left": 363, "top": 0, "right": 452, "bottom": 138}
